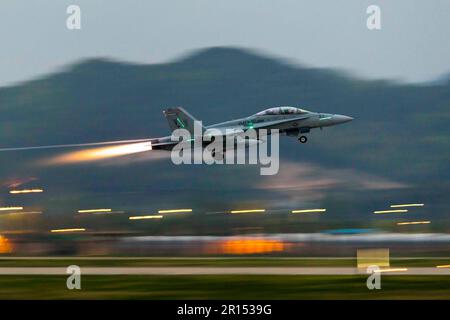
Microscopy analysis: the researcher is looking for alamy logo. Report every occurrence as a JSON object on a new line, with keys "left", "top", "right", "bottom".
{"left": 66, "top": 5, "right": 81, "bottom": 30}
{"left": 366, "top": 5, "right": 381, "bottom": 30}
{"left": 170, "top": 121, "right": 279, "bottom": 175}
{"left": 366, "top": 265, "right": 381, "bottom": 290}
{"left": 66, "top": 265, "right": 81, "bottom": 290}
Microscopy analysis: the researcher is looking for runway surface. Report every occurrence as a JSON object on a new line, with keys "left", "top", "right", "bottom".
{"left": 0, "top": 267, "right": 449, "bottom": 275}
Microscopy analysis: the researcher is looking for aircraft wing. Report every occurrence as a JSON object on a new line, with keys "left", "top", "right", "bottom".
{"left": 203, "top": 115, "right": 311, "bottom": 139}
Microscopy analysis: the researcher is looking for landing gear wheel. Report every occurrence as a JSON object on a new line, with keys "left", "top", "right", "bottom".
{"left": 298, "top": 136, "right": 308, "bottom": 143}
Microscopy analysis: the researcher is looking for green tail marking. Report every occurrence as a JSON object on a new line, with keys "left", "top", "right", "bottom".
{"left": 176, "top": 117, "right": 186, "bottom": 128}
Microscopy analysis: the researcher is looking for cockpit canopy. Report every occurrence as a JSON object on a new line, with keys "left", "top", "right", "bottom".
{"left": 254, "top": 106, "right": 310, "bottom": 116}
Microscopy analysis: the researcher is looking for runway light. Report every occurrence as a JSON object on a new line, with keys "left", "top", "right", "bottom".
{"left": 129, "top": 215, "right": 163, "bottom": 220}
{"left": 357, "top": 248, "right": 390, "bottom": 268}
{"left": 77, "top": 209, "right": 112, "bottom": 214}
{"left": 50, "top": 228, "right": 86, "bottom": 233}
{"left": 436, "top": 265, "right": 450, "bottom": 268}
{"left": 78, "top": 210, "right": 124, "bottom": 216}
{"left": 291, "top": 209, "right": 326, "bottom": 214}
{"left": 373, "top": 268, "right": 408, "bottom": 273}
{"left": 2, "top": 211, "right": 42, "bottom": 216}
{"left": 0, "top": 235, "right": 13, "bottom": 253}
{"left": 373, "top": 209, "right": 408, "bottom": 214}
{"left": 218, "top": 239, "right": 286, "bottom": 254}
{"left": 390, "top": 203, "right": 424, "bottom": 208}
{"left": 157, "top": 209, "right": 192, "bottom": 214}
{"left": 230, "top": 209, "right": 266, "bottom": 214}
{"left": 0, "top": 207, "right": 23, "bottom": 212}
{"left": 9, "top": 189, "right": 44, "bottom": 194}
{"left": 397, "top": 221, "right": 431, "bottom": 225}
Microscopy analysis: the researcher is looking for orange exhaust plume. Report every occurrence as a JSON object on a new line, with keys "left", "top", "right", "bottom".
{"left": 44, "top": 142, "right": 152, "bottom": 165}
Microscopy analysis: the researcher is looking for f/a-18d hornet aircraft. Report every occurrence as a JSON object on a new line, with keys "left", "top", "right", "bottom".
{"left": 0, "top": 106, "right": 352, "bottom": 153}
{"left": 150, "top": 105, "right": 353, "bottom": 150}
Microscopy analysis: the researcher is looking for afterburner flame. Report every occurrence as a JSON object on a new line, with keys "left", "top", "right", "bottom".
{"left": 44, "top": 142, "right": 152, "bottom": 165}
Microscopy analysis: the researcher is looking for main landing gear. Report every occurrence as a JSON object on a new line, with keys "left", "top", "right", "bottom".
{"left": 298, "top": 135, "right": 308, "bottom": 143}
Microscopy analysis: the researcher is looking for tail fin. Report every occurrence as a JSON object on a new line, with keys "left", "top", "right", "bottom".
{"left": 163, "top": 107, "right": 204, "bottom": 135}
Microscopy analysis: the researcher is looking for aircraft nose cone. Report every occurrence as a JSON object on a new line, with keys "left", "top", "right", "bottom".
{"left": 334, "top": 114, "right": 353, "bottom": 124}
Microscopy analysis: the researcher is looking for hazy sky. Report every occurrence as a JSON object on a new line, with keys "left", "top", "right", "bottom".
{"left": 1, "top": 1, "right": 449, "bottom": 86}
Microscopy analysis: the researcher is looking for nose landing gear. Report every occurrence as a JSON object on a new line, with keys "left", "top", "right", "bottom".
{"left": 298, "top": 136, "right": 308, "bottom": 143}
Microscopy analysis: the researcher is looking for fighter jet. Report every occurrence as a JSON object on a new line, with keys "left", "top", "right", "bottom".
{"left": 0, "top": 106, "right": 352, "bottom": 154}
{"left": 150, "top": 105, "right": 353, "bottom": 150}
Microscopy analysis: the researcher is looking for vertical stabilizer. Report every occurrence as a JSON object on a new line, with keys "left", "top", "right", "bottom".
{"left": 163, "top": 107, "right": 204, "bottom": 135}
